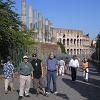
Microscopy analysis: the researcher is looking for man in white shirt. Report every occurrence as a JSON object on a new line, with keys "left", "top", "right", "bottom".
{"left": 69, "top": 55, "right": 79, "bottom": 81}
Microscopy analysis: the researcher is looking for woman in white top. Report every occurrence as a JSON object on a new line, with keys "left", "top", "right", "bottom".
{"left": 59, "top": 59, "right": 65, "bottom": 76}
{"left": 82, "top": 58, "right": 89, "bottom": 82}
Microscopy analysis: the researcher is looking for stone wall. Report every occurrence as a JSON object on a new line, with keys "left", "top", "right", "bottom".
{"left": 27, "top": 42, "right": 61, "bottom": 62}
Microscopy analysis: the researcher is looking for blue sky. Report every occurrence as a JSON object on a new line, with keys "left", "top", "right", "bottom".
{"left": 14, "top": 0, "right": 100, "bottom": 39}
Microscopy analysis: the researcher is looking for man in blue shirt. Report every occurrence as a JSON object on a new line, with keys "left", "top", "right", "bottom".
{"left": 46, "top": 52, "right": 58, "bottom": 95}
{"left": 3, "top": 56, "right": 14, "bottom": 94}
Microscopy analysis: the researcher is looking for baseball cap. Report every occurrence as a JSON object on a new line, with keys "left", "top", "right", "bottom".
{"left": 23, "top": 55, "right": 28, "bottom": 59}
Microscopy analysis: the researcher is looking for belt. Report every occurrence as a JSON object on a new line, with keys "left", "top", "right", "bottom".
{"left": 48, "top": 70, "right": 56, "bottom": 72}
{"left": 21, "top": 74, "right": 30, "bottom": 76}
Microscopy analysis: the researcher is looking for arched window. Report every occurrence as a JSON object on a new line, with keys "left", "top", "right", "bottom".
{"left": 77, "top": 39, "right": 79, "bottom": 46}
{"left": 71, "top": 39, "right": 73, "bottom": 43}
{"left": 74, "top": 39, "right": 76, "bottom": 45}
{"left": 77, "top": 49, "right": 79, "bottom": 54}
{"left": 67, "top": 49, "right": 69, "bottom": 54}
{"left": 74, "top": 49, "right": 76, "bottom": 55}
{"left": 67, "top": 39, "right": 69, "bottom": 46}
{"left": 70, "top": 49, "right": 73, "bottom": 55}
{"left": 80, "top": 39, "right": 82, "bottom": 46}
{"left": 63, "top": 39, "right": 65, "bottom": 45}
{"left": 80, "top": 49, "right": 82, "bottom": 54}
{"left": 70, "top": 39, "right": 73, "bottom": 45}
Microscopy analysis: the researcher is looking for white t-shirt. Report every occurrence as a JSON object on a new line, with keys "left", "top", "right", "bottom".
{"left": 69, "top": 58, "right": 79, "bottom": 68}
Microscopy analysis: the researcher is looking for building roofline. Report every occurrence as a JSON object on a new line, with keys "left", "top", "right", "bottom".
{"left": 52, "top": 27, "right": 83, "bottom": 32}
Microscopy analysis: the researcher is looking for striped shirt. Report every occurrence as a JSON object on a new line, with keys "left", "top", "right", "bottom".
{"left": 3, "top": 61, "right": 14, "bottom": 79}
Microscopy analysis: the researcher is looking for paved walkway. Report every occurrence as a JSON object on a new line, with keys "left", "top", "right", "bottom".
{"left": 0, "top": 63, "right": 100, "bottom": 100}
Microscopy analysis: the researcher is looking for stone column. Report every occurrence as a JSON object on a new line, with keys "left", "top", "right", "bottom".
{"left": 22, "top": 0, "right": 26, "bottom": 31}
{"left": 38, "top": 13, "right": 42, "bottom": 41}
{"left": 42, "top": 16, "right": 45, "bottom": 42}
{"left": 29, "top": 5, "right": 33, "bottom": 31}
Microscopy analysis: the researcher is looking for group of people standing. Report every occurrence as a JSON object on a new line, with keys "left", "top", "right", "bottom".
{"left": 3, "top": 52, "right": 59, "bottom": 100}
{"left": 18, "top": 52, "right": 59, "bottom": 100}
{"left": 2, "top": 52, "right": 89, "bottom": 100}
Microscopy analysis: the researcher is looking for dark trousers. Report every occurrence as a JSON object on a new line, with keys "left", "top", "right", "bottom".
{"left": 71, "top": 67, "right": 77, "bottom": 81}
{"left": 47, "top": 70, "right": 57, "bottom": 92}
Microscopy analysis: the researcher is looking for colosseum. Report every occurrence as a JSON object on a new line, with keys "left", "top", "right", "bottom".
{"left": 53, "top": 28, "right": 93, "bottom": 57}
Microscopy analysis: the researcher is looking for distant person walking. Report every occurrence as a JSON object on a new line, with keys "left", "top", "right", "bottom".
{"left": 31, "top": 53, "right": 47, "bottom": 96}
{"left": 64, "top": 57, "right": 70, "bottom": 74}
{"left": 46, "top": 52, "right": 59, "bottom": 95}
{"left": 69, "top": 55, "right": 79, "bottom": 81}
{"left": 82, "top": 58, "right": 89, "bottom": 82}
{"left": 18, "top": 56, "right": 33, "bottom": 100}
{"left": 3, "top": 56, "right": 14, "bottom": 94}
{"left": 59, "top": 58, "right": 65, "bottom": 76}
{"left": 0, "top": 59, "right": 5, "bottom": 79}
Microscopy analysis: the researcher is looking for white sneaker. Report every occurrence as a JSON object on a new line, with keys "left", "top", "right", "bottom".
{"left": 62, "top": 74, "right": 64, "bottom": 76}
{"left": 46, "top": 92, "right": 50, "bottom": 95}
{"left": 53, "top": 91, "right": 58, "bottom": 95}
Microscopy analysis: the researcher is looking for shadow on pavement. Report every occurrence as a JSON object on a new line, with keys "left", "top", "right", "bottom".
{"left": 89, "top": 67, "right": 100, "bottom": 76}
{"left": 30, "top": 88, "right": 69, "bottom": 100}
{"left": 29, "top": 88, "right": 37, "bottom": 94}
{"left": 65, "top": 72, "right": 100, "bottom": 91}
{"left": 66, "top": 66, "right": 100, "bottom": 87}
{"left": 62, "top": 78, "right": 100, "bottom": 100}
{"left": 56, "top": 93, "right": 69, "bottom": 100}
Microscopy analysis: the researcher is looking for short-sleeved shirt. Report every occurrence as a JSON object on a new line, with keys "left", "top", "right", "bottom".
{"left": 19, "top": 62, "right": 33, "bottom": 76}
{"left": 46, "top": 58, "right": 58, "bottom": 71}
{"left": 3, "top": 61, "right": 14, "bottom": 79}
{"left": 31, "top": 59, "right": 42, "bottom": 79}
{"left": 69, "top": 58, "right": 79, "bottom": 68}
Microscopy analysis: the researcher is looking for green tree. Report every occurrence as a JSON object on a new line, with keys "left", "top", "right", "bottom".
{"left": 0, "top": 0, "right": 33, "bottom": 60}
{"left": 57, "top": 42, "right": 66, "bottom": 54}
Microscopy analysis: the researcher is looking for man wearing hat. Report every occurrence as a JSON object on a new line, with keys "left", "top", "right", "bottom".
{"left": 18, "top": 55, "right": 34, "bottom": 100}
{"left": 31, "top": 53, "right": 47, "bottom": 96}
